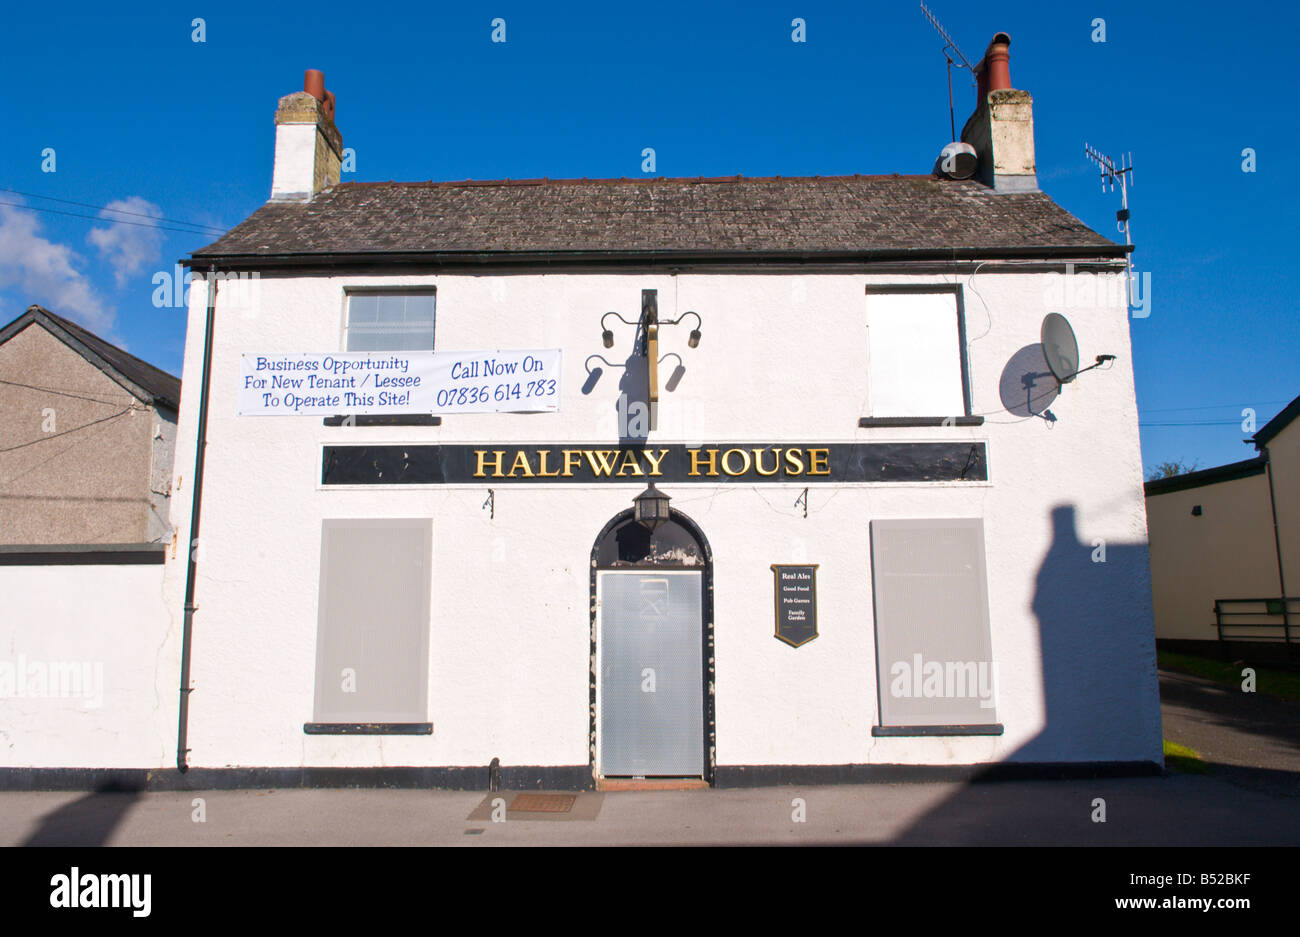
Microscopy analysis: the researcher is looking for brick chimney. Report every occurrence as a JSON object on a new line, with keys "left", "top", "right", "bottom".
{"left": 270, "top": 70, "right": 342, "bottom": 202}
{"left": 960, "top": 33, "right": 1037, "bottom": 193}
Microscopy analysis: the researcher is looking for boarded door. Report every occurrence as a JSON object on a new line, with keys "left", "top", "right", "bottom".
{"left": 598, "top": 570, "right": 703, "bottom": 776}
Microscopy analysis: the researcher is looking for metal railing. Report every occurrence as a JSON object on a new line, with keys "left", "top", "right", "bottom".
{"left": 1213, "top": 597, "right": 1297, "bottom": 648}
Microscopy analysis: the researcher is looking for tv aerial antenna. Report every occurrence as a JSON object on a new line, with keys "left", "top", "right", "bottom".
{"left": 1084, "top": 143, "right": 1137, "bottom": 307}
{"left": 920, "top": 3, "right": 977, "bottom": 141}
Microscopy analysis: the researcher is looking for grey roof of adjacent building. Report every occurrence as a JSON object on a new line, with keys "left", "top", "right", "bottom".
{"left": 1252, "top": 392, "right": 1300, "bottom": 449}
{"left": 0, "top": 306, "right": 181, "bottom": 410}
{"left": 1144, "top": 457, "right": 1269, "bottom": 497}
{"left": 189, "top": 175, "right": 1126, "bottom": 266}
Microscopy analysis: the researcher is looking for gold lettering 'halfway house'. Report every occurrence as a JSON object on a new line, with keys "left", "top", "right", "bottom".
{"left": 466, "top": 446, "right": 833, "bottom": 480}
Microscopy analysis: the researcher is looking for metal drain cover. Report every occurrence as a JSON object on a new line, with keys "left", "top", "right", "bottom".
{"left": 509, "top": 793, "right": 577, "bottom": 814}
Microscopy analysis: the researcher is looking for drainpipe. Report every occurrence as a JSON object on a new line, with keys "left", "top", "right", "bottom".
{"left": 1263, "top": 449, "right": 1292, "bottom": 650}
{"left": 177, "top": 266, "right": 218, "bottom": 772}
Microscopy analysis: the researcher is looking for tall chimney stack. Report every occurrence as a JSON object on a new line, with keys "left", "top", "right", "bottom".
{"left": 960, "top": 33, "right": 1037, "bottom": 193}
{"left": 270, "top": 70, "right": 342, "bottom": 202}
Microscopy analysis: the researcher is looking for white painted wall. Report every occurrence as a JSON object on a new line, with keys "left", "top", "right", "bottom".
{"left": 270, "top": 124, "right": 316, "bottom": 201}
{"left": 0, "top": 564, "right": 176, "bottom": 768}
{"left": 160, "top": 266, "right": 1161, "bottom": 772}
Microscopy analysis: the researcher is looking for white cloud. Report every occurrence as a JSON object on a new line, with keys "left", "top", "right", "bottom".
{"left": 0, "top": 202, "right": 115, "bottom": 333}
{"left": 87, "top": 197, "right": 165, "bottom": 288}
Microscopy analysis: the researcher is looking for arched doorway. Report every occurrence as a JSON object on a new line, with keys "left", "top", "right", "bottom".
{"left": 589, "top": 508, "right": 714, "bottom": 786}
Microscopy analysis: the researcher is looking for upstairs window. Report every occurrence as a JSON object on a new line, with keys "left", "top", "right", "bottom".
{"left": 345, "top": 290, "right": 435, "bottom": 352}
{"left": 864, "top": 286, "right": 972, "bottom": 419}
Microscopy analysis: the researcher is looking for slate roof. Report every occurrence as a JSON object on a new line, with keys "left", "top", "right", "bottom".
{"left": 0, "top": 306, "right": 181, "bottom": 410}
{"left": 1143, "top": 457, "right": 1268, "bottom": 497}
{"left": 191, "top": 175, "right": 1124, "bottom": 265}
{"left": 1252, "top": 392, "right": 1300, "bottom": 449}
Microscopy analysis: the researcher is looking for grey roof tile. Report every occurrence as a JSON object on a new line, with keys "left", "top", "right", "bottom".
{"left": 192, "top": 175, "right": 1120, "bottom": 262}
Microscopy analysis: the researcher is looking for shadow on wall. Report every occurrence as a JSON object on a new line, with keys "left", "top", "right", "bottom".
{"left": 888, "top": 503, "right": 1167, "bottom": 844}
{"left": 22, "top": 778, "right": 142, "bottom": 846}
{"left": 1015, "top": 504, "right": 1161, "bottom": 761}
{"left": 617, "top": 346, "right": 650, "bottom": 446}
{"left": 998, "top": 343, "right": 1060, "bottom": 419}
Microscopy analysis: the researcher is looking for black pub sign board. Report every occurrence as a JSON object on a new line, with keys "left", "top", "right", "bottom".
{"left": 322, "top": 442, "right": 987, "bottom": 485}
{"left": 772, "top": 565, "right": 818, "bottom": 647}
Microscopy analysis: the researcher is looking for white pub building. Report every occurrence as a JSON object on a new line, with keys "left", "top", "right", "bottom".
{"left": 157, "top": 35, "right": 1160, "bottom": 789}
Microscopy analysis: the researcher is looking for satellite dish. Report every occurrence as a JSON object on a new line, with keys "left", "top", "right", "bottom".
{"left": 1041, "top": 313, "right": 1080, "bottom": 383}
{"left": 936, "top": 142, "right": 978, "bottom": 180}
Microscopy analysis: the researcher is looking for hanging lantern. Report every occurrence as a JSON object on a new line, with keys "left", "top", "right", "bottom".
{"left": 633, "top": 483, "right": 671, "bottom": 531}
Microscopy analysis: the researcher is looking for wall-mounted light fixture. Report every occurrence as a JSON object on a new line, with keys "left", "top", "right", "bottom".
{"left": 673, "top": 311, "right": 702, "bottom": 348}
{"left": 594, "top": 292, "right": 705, "bottom": 430}
{"left": 596, "top": 299, "right": 703, "bottom": 356}
{"left": 600, "top": 311, "right": 637, "bottom": 350}
{"left": 633, "top": 483, "right": 672, "bottom": 531}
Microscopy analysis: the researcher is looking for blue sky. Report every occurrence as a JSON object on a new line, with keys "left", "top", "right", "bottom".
{"left": 0, "top": 0, "right": 1294, "bottom": 474}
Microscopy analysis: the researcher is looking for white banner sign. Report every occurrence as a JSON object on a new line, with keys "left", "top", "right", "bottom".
{"left": 238, "top": 349, "right": 562, "bottom": 416}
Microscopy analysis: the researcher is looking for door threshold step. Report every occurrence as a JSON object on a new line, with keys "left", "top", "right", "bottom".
{"left": 597, "top": 778, "right": 710, "bottom": 791}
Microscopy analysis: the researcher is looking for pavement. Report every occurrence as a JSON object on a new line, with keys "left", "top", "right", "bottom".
{"left": 1, "top": 667, "right": 1296, "bottom": 846}
{"left": 1158, "top": 667, "right": 1300, "bottom": 798}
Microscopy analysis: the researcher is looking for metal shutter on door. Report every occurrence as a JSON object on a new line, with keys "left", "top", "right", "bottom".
{"left": 313, "top": 519, "right": 432, "bottom": 723}
{"left": 870, "top": 519, "right": 998, "bottom": 727}
{"left": 599, "top": 571, "right": 704, "bottom": 776}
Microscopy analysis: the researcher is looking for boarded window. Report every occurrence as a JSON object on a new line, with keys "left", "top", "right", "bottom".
{"left": 870, "top": 519, "right": 998, "bottom": 727}
{"left": 345, "top": 291, "right": 436, "bottom": 351}
{"left": 313, "top": 519, "right": 431, "bottom": 723}
{"left": 866, "top": 290, "right": 969, "bottom": 417}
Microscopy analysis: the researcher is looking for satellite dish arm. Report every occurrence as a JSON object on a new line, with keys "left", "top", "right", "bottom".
{"left": 1067, "top": 355, "right": 1117, "bottom": 380}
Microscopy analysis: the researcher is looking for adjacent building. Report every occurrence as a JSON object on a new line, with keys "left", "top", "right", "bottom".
{"left": 1146, "top": 395, "right": 1299, "bottom": 658}
{"left": 0, "top": 305, "right": 180, "bottom": 768}
{"left": 0, "top": 305, "right": 179, "bottom": 548}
